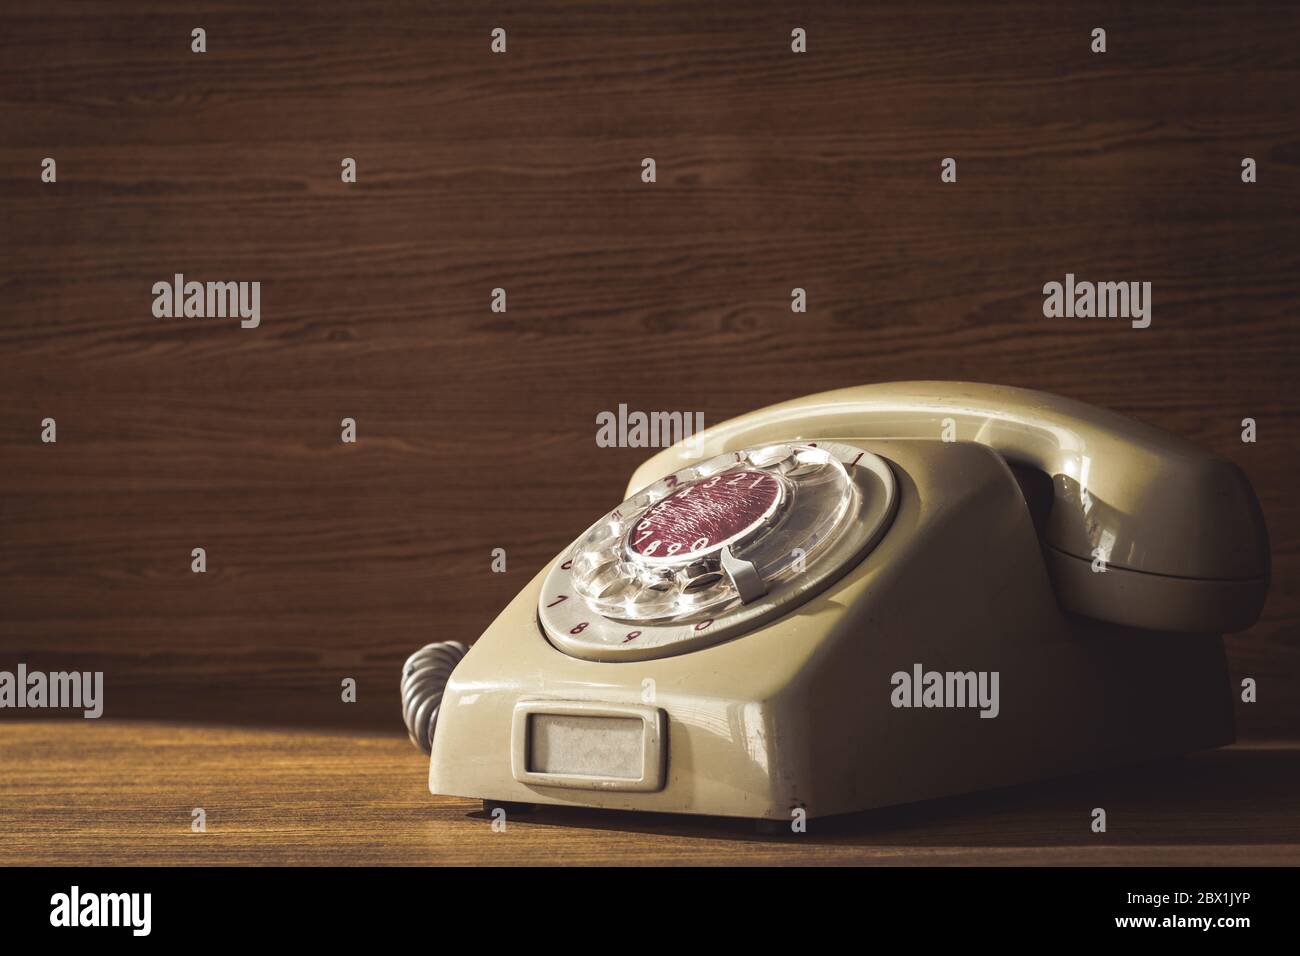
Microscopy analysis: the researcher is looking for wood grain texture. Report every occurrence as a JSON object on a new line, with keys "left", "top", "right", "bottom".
{"left": 1, "top": 721, "right": 1297, "bottom": 865}
{"left": 0, "top": 2, "right": 1297, "bottom": 736}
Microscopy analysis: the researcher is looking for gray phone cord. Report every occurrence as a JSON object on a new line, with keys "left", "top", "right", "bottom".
{"left": 400, "top": 641, "right": 470, "bottom": 754}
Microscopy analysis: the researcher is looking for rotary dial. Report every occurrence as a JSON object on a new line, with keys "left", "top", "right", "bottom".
{"left": 538, "top": 441, "right": 897, "bottom": 661}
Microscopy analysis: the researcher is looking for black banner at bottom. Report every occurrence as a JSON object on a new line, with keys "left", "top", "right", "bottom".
{"left": 0, "top": 865, "right": 1285, "bottom": 942}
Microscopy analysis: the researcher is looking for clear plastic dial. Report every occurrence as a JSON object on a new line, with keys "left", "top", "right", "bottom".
{"left": 539, "top": 441, "right": 898, "bottom": 662}
{"left": 570, "top": 444, "right": 857, "bottom": 623}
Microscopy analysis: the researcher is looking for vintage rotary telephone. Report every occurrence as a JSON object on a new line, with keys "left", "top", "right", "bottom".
{"left": 401, "top": 382, "right": 1269, "bottom": 822}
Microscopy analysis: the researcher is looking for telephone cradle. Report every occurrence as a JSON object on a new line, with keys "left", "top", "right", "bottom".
{"left": 400, "top": 382, "right": 1269, "bottom": 823}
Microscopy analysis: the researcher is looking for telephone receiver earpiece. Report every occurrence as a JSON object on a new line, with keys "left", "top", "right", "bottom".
{"left": 627, "top": 382, "right": 1270, "bottom": 634}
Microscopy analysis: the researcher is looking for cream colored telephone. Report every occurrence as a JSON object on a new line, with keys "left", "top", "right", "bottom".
{"left": 402, "top": 382, "right": 1269, "bottom": 822}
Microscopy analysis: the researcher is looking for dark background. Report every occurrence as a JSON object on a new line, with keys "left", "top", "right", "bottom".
{"left": 1, "top": 1, "right": 1296, "bottom": 736}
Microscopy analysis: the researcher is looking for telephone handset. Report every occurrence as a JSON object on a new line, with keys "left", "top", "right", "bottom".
{"left": 404, "top": 382, "right": 1269, "bottom": 822}
{"left": 622, "top": 381, "right": 1269, "bottom": 635}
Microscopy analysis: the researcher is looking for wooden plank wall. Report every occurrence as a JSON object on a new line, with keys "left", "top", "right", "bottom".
{"left": 1, "top": 1, "right": 1296, "bottom": 735}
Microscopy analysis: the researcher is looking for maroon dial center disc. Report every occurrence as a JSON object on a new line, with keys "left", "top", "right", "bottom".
{"left": 626, "top": 470, "right": 783, "bottom": 563}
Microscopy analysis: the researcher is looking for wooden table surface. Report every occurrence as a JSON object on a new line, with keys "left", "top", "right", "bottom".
{"left": 2, "top": 721, "right": 1297, "bottom": 866}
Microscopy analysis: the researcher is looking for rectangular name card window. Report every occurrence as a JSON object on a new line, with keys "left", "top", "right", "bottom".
{"left": 527, "top": 714, "right": 645, "bottom": 779}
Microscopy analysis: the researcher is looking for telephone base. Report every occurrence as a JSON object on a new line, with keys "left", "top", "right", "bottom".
{"left": 428, "top": 439, "right": 1242, "bottom": 822}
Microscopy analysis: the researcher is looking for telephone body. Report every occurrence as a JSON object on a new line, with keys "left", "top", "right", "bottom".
{"left": 412, "top": 382, "right": 1269, "bottom": 821}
